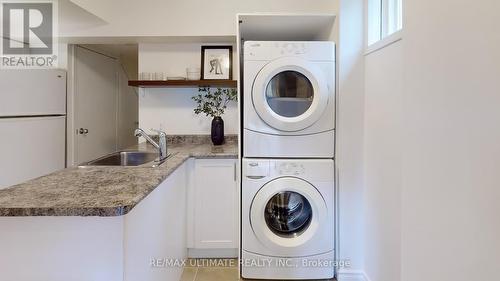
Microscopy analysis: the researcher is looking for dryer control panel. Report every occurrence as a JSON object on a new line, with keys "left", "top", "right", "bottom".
{"left": 244, "top": 41, "right": 335, "bottom": 61}
{"left": 246, "top": 42, "right": 308, "bottom": 56}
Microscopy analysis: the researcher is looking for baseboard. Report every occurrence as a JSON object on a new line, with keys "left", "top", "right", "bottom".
{"left": 336, "top": 270, "right": 370, "bottom": 281}
{"left": 187, "top": 248, "right": 238, "bottom": 258}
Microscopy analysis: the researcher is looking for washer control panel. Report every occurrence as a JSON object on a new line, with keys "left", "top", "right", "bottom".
{"left": 243, "top": 159, "right": 334, "bottom": 182}
{"left": 277, "top": 162, "right": 305, "bottom": 176}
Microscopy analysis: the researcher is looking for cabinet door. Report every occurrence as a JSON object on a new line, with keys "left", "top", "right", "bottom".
{"left": 194, "top": 159, "right": 238, "bottom": 249}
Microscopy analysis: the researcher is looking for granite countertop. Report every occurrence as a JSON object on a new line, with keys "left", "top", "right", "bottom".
{"left": 0, "top": 138, "right": 238, "bottom": 217}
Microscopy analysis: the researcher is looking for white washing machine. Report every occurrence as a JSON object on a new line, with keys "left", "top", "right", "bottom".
{"left": 243, "top": 41, "right": 336, "bottom": 158}
{"left": 241, "top": 158, "right": 335, "bottom": 280}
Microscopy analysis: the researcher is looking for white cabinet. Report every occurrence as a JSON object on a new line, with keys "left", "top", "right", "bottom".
{"left": 0, "top": 163, "right": 188, "bottom": 281}
{"left": 189, "top": 158, "right": 238, "bottom": 257}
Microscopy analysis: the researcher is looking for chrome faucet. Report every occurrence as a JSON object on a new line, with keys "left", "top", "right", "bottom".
{"left": 134, "top": 128, "right": 168, "bottom": 161}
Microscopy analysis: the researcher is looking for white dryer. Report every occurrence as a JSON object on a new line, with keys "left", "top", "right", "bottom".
{"left": 241, "top": 158, "right": 335, "bottom": 280}
{"left": 243, "top": 41, "right": 336, "bottom": 158}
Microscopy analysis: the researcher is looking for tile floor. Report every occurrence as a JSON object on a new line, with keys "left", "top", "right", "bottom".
{"left": 180, "top": 259, "right": 336, "bottom": 281}
{"left": 180, "top": 259, "right": 238, "bottom": 281}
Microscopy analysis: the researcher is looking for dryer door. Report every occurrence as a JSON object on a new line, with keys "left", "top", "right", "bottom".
{"left": 250, "top": 177, "right": 329, "bottom": 256}
{"left": 252, "top": 57, "right": 329, "bottom": 132}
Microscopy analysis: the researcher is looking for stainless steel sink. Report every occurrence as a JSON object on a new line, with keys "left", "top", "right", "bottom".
{"left": 79, "top": 151, "right": 173, "bottom": 168}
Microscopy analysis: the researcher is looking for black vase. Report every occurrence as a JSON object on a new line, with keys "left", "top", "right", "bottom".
{"left": 211, "top": 116, "right": 224, "bottom": 145}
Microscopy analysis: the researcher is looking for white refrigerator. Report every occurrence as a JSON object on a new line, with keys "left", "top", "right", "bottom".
{"left": 0, "top": 69, "right": 66, "bottom": 189}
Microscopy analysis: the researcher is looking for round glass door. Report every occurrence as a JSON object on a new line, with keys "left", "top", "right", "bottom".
{"left": 264, "top": 191, "right": 312, "bottom": 237}
{"left": 252, "top": 57, "right": 329, "bottom": 132}
{"left": 265, "top": 71, "right": 314, "bottom": 118}
{"left": 250, "top": 177, "right": 328, "bottom": 254}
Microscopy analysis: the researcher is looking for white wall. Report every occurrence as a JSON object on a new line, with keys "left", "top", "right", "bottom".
{"left": 61, "top": 0, "right": 338, "bottom": 39}
{"left": 118, "top": 62, "right": 139, "bottom": 149}
{"left": 402, "top": 0, "right": 500, "bottom": 281}
{"left": 138, "top": 87, "right": 238, "bottom": 135}
{"left": 363, "top": 41, "right": 403, "bottom": 281}
{"left": 138, "top": 43, "right": 238, "bottom": 135}
{"left": 360, "top": 1, "right": 500, "bottom": 281}
{"left": 337, "top": 0, "right": 366, "bottom": 278}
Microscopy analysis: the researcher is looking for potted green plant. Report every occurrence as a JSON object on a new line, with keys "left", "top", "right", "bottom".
{"left": 192, "top": 87, "right": 237, "bottom": 145}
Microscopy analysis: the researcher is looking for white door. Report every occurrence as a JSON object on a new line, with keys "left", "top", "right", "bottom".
{"left": 0, "top": 117, "right": 65, "bottom": 189}
{"left": 74, "top": 46, "right": 118, "bottom": 164}
{"left": 194, "top": 159, "right": 238, "bottom": 250}
{"left": 252, "top": 57, "right": 329, "bottom": 132}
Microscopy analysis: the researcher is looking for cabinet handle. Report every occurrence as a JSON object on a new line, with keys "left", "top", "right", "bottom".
{"left": 246, "top": 176, "right": 265, "bottom": 180}
{"left": 233, "top": 163, "right": 236, "bottom": 182}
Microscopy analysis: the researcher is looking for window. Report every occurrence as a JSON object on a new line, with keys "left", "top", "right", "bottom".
{"left": 368, "top": 0, "right": 403, "bottom": 46}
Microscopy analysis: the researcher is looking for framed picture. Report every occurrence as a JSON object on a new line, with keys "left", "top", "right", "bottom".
{"left": 201, "top": 46, "right": 233, "bottom": 80}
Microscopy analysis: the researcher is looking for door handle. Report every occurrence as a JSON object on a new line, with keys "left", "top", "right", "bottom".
{"left": 79, "top": 128, "right": 89, "bottom": 135}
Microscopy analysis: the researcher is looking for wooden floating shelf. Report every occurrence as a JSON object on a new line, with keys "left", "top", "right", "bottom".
{"left": 128, "top": 80, "right": 237, "bottom": 88}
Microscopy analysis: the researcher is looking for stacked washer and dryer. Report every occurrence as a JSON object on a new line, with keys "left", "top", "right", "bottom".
{"left": 241, "top": 41, "right": 336, "bottom": 280}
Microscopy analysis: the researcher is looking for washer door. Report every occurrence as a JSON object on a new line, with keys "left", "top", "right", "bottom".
{"left": 250, "top": 177, "right": 328, "bottom": 255}
{"left": 252, "top": 57, "right": 329, "bottom": 132}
